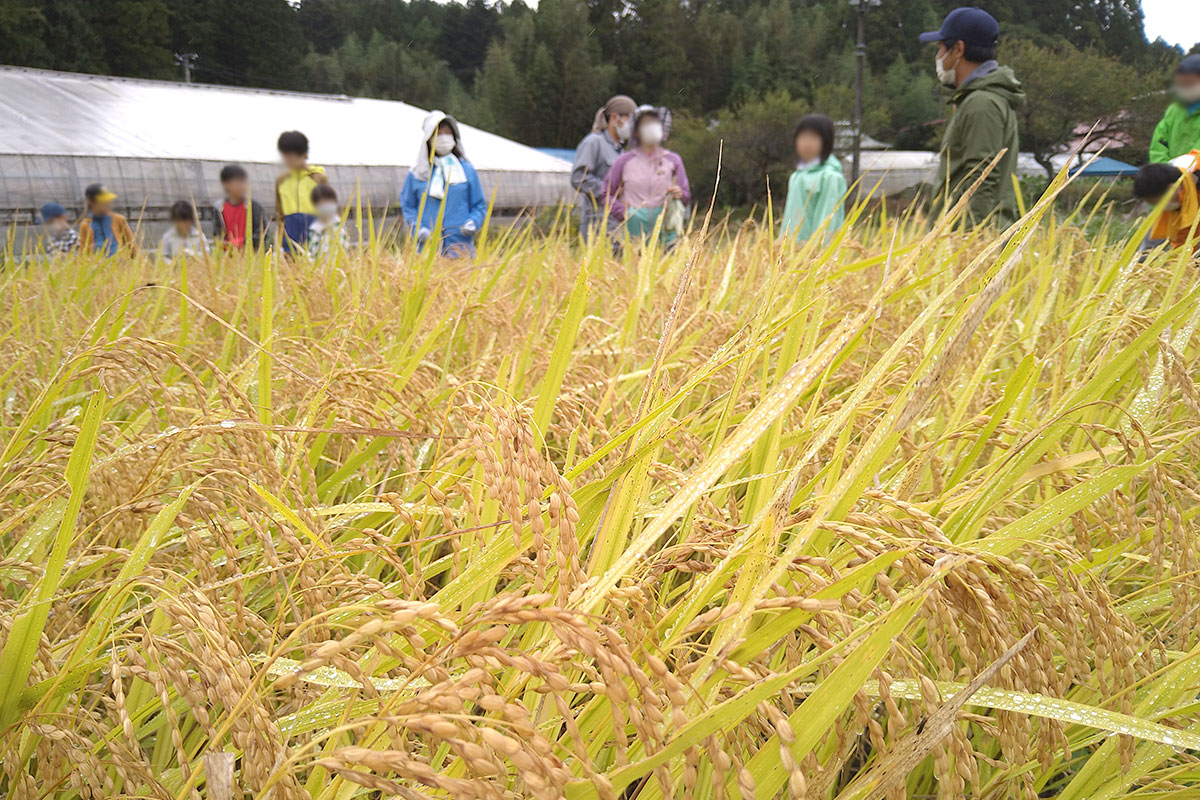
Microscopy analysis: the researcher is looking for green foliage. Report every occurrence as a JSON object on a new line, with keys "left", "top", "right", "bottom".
{"left": 4, "top": 185, "right": 1200, "bottom": 798}
{"left": 2, "top": 0, "right": 1193, "bottom": 205}
{"left": 300, "top": 30, "right": 476, "bottom": 113}
{"left": 1005, "top": 38, "right": 1146, "bottom": 175}
{"left": 671, "top": 92, "right": 809, "bottom": 209}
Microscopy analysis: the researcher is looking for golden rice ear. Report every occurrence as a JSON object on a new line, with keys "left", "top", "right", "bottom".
{"left": 3, "top": 193, "right": 1199, "bottom": 800}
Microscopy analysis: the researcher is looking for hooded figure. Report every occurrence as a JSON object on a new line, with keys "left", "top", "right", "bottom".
{"left": 401, "top": 111, "right": 487, "bottom": 257}
{"left": 1150, "top": 55, "right": 1200, "bottom": 163}
{"left": 782, "top": 114, "right": 847, "bottom": 243}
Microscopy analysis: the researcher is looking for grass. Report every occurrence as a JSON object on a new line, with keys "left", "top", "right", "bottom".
{"left": 1, "top": 186, "right": 1200, "bottom": 800}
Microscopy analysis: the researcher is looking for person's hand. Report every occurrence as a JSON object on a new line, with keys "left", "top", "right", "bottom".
{"left": 417, "top": 227, "right": 431, "bottom": 244}
{"left": 666, "top": 184, "right": 683, "bottom": 200}
{"left": 461, "top": 219, "right": 477, "bottom": 236}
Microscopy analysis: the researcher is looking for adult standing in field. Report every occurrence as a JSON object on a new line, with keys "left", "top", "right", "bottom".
{"left": 602, "top": 106, "right": 692, "bottom": 247}
{"left": 77, "top": 183, "right": 137, "bottom": 256}
{"left": 1149, "top": 55, "right": 1200, "bottom": 163}
{"left": 400, "top": 111, "right": 487, "bottom": 258}
{"left": 920, "top": 7, "right": 1025, "bottom": 228}
{"left": 571, "top": 95, "right": 637, "bottom": 243}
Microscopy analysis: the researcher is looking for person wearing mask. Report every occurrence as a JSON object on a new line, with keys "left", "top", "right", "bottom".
{"left": 1132, "top": 152, "right": 1200, "bottom": 253}
{"left": 1150, "top": 55, "right": 1200, "bottom": 163}
{"left": 571, "top": 94, "right": 637, "bottom": 242}
{"left": 781, "top": 114, "right": 847, "bottom": 243}
{"left": 400, "top": 111, "right": 487, "bottom": 258}
{"left": 78, "top": 183, "right": 137, "bottom": 255}
{"left": 601, "top": 106, "right": 692, "bottom": 247}
{"left": 307, "top": 184, "right": 349, "bottom": 258}
{"left": 38, "top": 202, "right": 80, "bottom": 256}
{"left": 919, "top": 7, "right": 1025, "bottom": 228}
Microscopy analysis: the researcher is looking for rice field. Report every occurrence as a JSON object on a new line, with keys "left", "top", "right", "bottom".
{"left": 3, "top": 181, "right": 1200, "bottom": 800}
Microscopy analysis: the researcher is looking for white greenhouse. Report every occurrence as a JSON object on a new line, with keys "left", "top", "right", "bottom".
{"left": 0, "top": 65, "right": 573, "bottom": 242}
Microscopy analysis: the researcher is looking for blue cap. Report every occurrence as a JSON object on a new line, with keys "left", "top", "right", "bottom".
{"left": 1178, "top": 54, "right": 1200, "bottom": 76}
{"left": 919, "top": 7, "right": 1000, "bottom": 48}
{"left": 39, "top": 202, "right": 67, "bottom": 221}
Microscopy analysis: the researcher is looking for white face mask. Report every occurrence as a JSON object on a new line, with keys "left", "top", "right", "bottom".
{"left": 1164, "top": 198, "right": 1183, "bottom": 212}
{"left": 1176, "top": 84, "right": 1200, "bottom": 105}
{"left": 316, "top": 201, "right": 339, "bottom": 221}
{"left": 935, "top": 51, "right": 958, "bottom": 88}
{"left": 434, "top": 134, "right": 456, "bottom": 156}
{"left": 639, "top": 121, "right": 664, "bottom": 147}
{"left": 616, "top": 117, "right": 633, "bottom": 142}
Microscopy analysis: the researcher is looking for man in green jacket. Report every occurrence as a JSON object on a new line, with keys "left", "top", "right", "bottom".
{"left": 1150, "top": 55, "right": 1200, "bottom": 163}
{"left": 920, "top": 8, "right": 1026, "bottom": 228}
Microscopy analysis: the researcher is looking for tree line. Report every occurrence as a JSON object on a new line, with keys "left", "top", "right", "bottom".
{"left": 1, "top": 0, "right": 1194, "bottom": 205}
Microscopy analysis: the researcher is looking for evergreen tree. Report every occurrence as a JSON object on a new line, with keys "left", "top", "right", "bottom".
{"left": 1, "top": 0, "right": 1183, "bottom": 206}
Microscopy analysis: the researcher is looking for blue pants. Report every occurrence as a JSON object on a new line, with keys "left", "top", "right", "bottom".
{"left": 282, "top": 213, "right": 315, "bottom": 253}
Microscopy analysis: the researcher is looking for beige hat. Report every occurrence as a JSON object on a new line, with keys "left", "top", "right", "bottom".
{"left": 591, "top": 95, "right": 637, "bottom": 133}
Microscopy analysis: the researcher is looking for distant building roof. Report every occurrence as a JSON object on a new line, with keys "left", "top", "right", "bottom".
{"left": 1068, "top": 155, "right": 1139, "bottom": 178}
{"left": 834, "top": 122, "right": 891, "bottom": 151}
{"left": 535, "top": 148, "right": 577, "bottom": 164}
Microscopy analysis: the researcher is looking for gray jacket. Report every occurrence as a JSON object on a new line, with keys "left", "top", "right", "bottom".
{"left": 571, "top": 131, "right": 623, "bottom": 206}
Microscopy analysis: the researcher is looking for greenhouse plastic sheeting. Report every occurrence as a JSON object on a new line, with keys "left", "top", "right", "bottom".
{"left": 0, "top": 66, "right": 573, "bottom": 218}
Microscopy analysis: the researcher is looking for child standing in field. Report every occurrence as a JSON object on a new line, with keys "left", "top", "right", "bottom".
{"left": 39, "top": 202, "right": 80, "bottom": 255}
{"left": 307, "top": 184, "right": 349, "bottom": 257}
{"left": 213, "top": 164, "right": 267, "bottom": 250}
{"left": 1133, "top": 151, "right": 1200, "bottom": 253}
{"left": 602, "top": 106, "right": 691, "bottom": 247}
{"left": 781, "top": 114, "right": 847, "bottom": 243}
{"left": 275, "top": 131, "right": 328, "bottom": 253}
{"left": 78, "top": 183, "right": 137, "bottom": 255}
{"left": 159, "top": 201, "right": 208, "bottom": 259}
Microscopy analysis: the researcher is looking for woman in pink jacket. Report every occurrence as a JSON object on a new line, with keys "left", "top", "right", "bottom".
{"left": 601, "top": 106, "right": 691, "bottom": 246}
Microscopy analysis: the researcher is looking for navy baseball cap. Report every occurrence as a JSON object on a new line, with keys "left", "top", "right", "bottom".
{"left": 1177, "top": 54, "right": 1200, "bottom": 76}
{"left": 39, "top": 202, "right": 67, "bottom": 221}
{"left": 919, "top": 7, "right": 1000, "bottom": 47}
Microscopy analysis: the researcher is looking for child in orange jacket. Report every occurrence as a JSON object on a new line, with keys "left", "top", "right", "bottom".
{"left": 1133, "top": 151, "right": 1200, "bottom": 252}
{"left": 78, "top": 183, "right": 137, "bottom": 255}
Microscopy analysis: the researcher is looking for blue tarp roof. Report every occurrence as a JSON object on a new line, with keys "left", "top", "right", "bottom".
{"left": 1068, "top": 156, "right": 1139, "bottom": 178}
{"left": 536, "top": 148, "right": 576, "bottom": 164}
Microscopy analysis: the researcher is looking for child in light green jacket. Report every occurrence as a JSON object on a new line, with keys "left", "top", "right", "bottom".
{"left": 781, "top": 114, "right": 847, "bottom": 242}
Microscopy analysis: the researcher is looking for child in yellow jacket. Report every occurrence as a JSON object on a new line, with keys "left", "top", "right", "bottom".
{"left": 275, "top": 131, "right": 328, "bottom": 252}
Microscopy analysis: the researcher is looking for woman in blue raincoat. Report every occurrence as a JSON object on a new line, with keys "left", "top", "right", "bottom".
{"left": 401, "top": 111, "right": 488, "bottom": 257}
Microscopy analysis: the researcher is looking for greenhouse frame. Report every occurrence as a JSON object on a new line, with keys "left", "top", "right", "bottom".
{"left": 0, "top": 65, "right": 573, "bottom": 245}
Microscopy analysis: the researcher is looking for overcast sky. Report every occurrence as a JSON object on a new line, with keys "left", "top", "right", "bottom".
{"left": 1141, "top": 0, "right": 1200, "bottom": 49}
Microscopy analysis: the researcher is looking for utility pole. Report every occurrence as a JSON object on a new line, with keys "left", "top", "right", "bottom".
{"left": 175, "top": 52, "right": 198, "bottom": 84}
{"left": 849, "top": 0, "right": 880, "bottom": 185}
